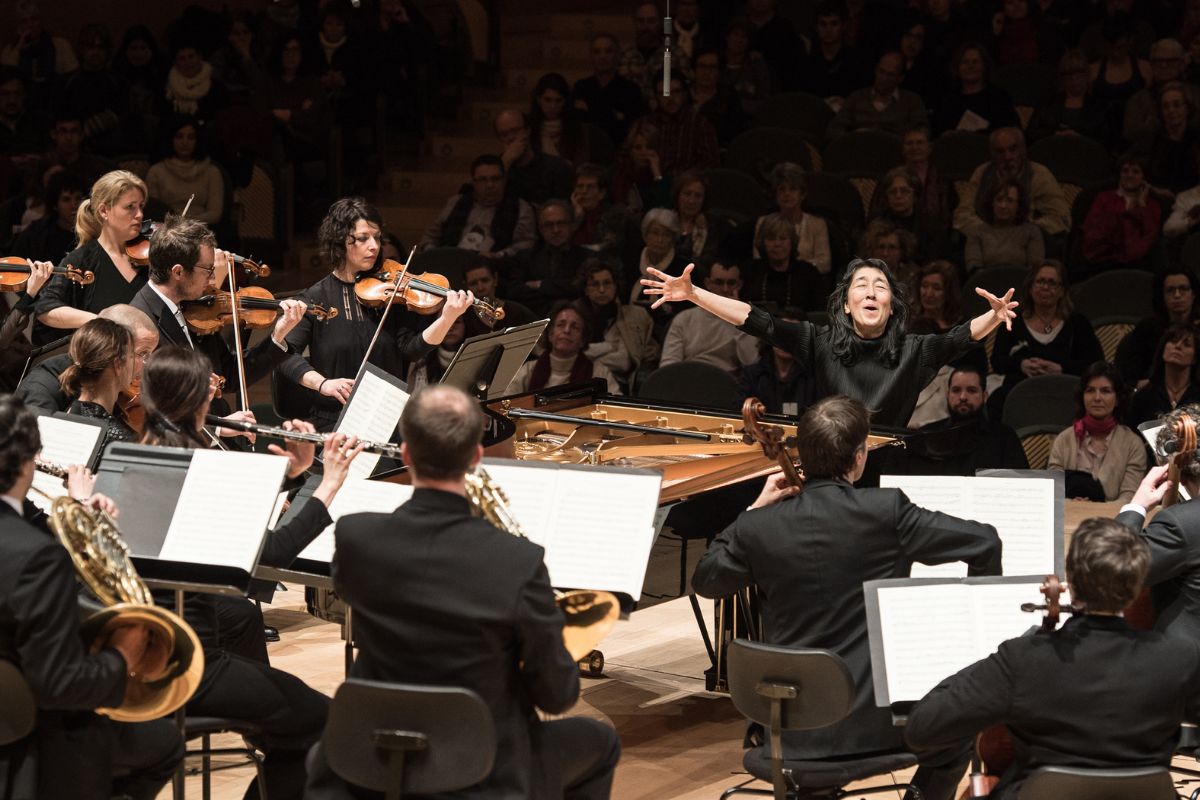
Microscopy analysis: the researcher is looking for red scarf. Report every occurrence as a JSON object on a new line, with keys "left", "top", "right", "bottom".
{"left": 528, "top": 351, "right": 594, "bottom": 391}
{"left": 1073, "top": 414, "right": 1117, "bottom": 442}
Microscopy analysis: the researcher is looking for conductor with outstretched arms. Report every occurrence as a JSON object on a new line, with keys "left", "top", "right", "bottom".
{"left": 692, "top": 395, "right": 1004, "bottom": 800}
{"left": 641, "top": 258, "right": 1017, "bottom": 426}
{"left": 306, "top": 384, "right": 621, "bottom": 800}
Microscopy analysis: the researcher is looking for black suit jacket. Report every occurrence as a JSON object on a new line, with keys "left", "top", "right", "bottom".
{"left": 1119, "top": 501, "right": 1200, "bottom": 642}
{"left": 906, "top": 615, "right": 1200, "bottom": 799}
{"left": 693, "top": 478, "right": 1002, "bottom": 758}
{"left": 332, "top": 488, "right": 580, "bottom": 800}
{"left": 130, "top": 283, "right": 291, "bottom": 400}
{"left": 14, "top": 352, "right": 71, "bottom": 413}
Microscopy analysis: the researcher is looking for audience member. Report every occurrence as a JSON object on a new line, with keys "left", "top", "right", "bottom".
{"left": 660, "top": 260, "right": 758, "bottom": 376}
{"left": 954, "top": 127, "right": 1071, "bottom": 237}
{"left": 673, "top": 0, "right": 706, "bottom": 59}
{"left": 506, "top": 301, "right": 620, "bottom": 394}
{"left": 420, "top": 155, "right": 536, "bottom": 259}
{"left": 1123, "top": 39, "right": 1200, "bottom": 144}
{"left": 1163, "top": 155, "right": 1200, "bottom": 237}
{"left": 988, "top": 0, "right": 1064, "bottom": 66}
{"left": 859, "top": 219, "right": 919, "bottom": 284}
{"left": 621, "top": 2, "right": 692, "bottom": 106}
{"left": 61, "top": 24, "right": 140, "bottom": 158}
{"left": 630, "top": 208, "right": 688, "bottom": 305}
{"left": 406, "top": 316, "right": 467, "bottom": 393}
{"left": 1048, "top": 361, "right": 1145, "bottom": 503}
{"left": 1130, "top": 323, "right": 1200, "bottom": 428}
{"left": 145, "top": 115, "right": 225, "bottom": 226}
{"left": 1091, "top": 16, "right": 1153, "bottom": 144}
{"left": 0, "top": 0, "right": 77, "bottom": 109}
{"left": 528, "top": 72, "right": 591, "bottom": 167}
{"left": 965, "top": 176, "right": 1046, "bottom": 273}
{"left": 611, "top": 119, "right": 670, "bottom": 212}
{"left": 1123, "top": 266, "right": 1200, "bottom": 386}
{"left": 495, "top": 109, "right": 574, "bottom": 207}
{"left": 869, "top": 166, "right": 945, "bottom": 264}
{"left": 989, "top": 261, "right": 1104, "bottom": 418}
{"left": 742, "top": 214, "right": 827, "bottom": 311}
{"left": 461, "top": 259, "right": 533, "bottom": 332}
{"left": 1080, "top": 1, "right": 1156, "bottom": 61}
{"left": 1137, "top": 82, "right": 1200, "bottom": 197}
{"left": 754, "top": 162, "right": 832, "bottom": 275}
{"left": 570, "top": 163, "right": 627, "bottom": 255}
{"left": 723, "top": 16, "right": 772, "bottom": 115}
{"left": 112, "top": 26, "right": 169, "bottom": 123}
{"left": 868, "top": 124, "right": 958, "bottom": 228}
{"left": 1027, "top": 49, "right": 1110, "bottom": 144}
{"left": 690, "top": 47, "right": 747, "bottom": 146}
{"left": 897, "top": 14, "right": 945, "bottom": 111}
{"left": 644, "top": 72, "right": 718, "bottom": 177}
{"left": 672, "top": 169, "right": 725, "bottom": 264}
{"left": 367, "top": 0, "right": 427, "bottom": 132}
{"left": 0, "top": 70, "right": 50, "bottom": 162}
{"left": 827, "top": 51, "right": 929, "bottom": 140}
{"left": 159, "top": 41, "right": 230, "bottom": 124}
{"left": 912, "top": 260, "right": 991, "bottom": 374}
{"left": 1079, "top": 152, "right": 1161, "bottom": 274}
{"left": 735, "top": 306, "right": 815, "bottom": 416}
{"left": 311, "top": 4, "right": 372, "bottom": 119}
{"left": 748, "top": 0, "right": 804, "bottom": 91}
{"left": 507, "top": 199, "right": 589, "bottom": 317}
{"left": 576, "top": 259, "right": 659, "bottom": 389}
{"left": 11, "top": 170, "right": 84, "bottom": 265}
{"left": 258, "top": 34, "right": 332, "bottom": 168}
{"left": 40, "top": 112, "right": 117, "bottom": 191}
{"left": 932, "top": 42, "right": 1021, "bottom": 135}
{"left": 210, "top": 10, "right": 264, "bottom": 96}
{"left": 906, "top": 314, "right": 955, "bottom": 428}
{"left": 803, "top": 3, "right": 864, "bottom": 103}
{"left": 574, "top": 34, "right": 647, "bottom": 149}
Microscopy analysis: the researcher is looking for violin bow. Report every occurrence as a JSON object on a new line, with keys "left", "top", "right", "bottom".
{"left": 181, "top": 194, "right": 195, "bottom": 218}
{"left": 226, "top": 251, "right": 249, "bottom": 411}
{"left": 353, "top": 246, "right": 415, "bottom": 386}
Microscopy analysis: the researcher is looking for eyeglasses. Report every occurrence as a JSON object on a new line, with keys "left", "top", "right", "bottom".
{"left": 1033, "top": 278, "right": 1062, "bottom": 288}
{"left": 1166, "top": 285, "right": 1193, "bottom": 296}
{"left": 195, "top": 264, "right": 216, "bottom": 277}
{"left": 495, "top": 126, "right": 525, "bottom": 137}
{"left": 887, "top": 186, "right": 915, "bottom": 196}
{"left": 133, "top": 351, "right": 151, "bottom": 363}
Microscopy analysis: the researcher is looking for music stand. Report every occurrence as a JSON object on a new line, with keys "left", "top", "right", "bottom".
{"left": 440, "top": 320, "right": 548, "bottom": 400}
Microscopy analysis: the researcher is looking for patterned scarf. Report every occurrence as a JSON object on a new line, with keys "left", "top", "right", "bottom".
{"left": 165, "top": 61, "right": 213, "bottom": 115}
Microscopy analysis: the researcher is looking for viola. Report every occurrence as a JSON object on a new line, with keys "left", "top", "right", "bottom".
{"left": 355, "top": 259, "right": 504, "bottom": 325}
{"left": 123, "top": 219, "right": 162, "bottom": 267}
{"left": 117, "top": 376, "right": 145, "bottom": 435}
{"left": 182, "top": 287, "right": 337, "bottom": 336}
{"left": 0, "top": 256, "right": 93, "bottom": 292}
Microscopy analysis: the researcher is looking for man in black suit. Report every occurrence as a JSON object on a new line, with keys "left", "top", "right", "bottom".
{"left": 129, "top": 214, "right": 305, "bottom": 410}
{"left": 906, "top": 516, "right": 1200, "bottom": 800}
{"left": 693, "top": 394, "right": 1002, "bottom": 800}
{"left": 306, "top": 385, "right": 621, "bottom": 800}
{"left": 0, "top": 394, "right": 183, "bottom": 800}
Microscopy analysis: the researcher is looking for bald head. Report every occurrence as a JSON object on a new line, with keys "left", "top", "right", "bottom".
{"left": 399, "top": 385, "right": 485, "bottom": 481}
{"left": 98, "top": 303, "right": 158, "bottom": 379}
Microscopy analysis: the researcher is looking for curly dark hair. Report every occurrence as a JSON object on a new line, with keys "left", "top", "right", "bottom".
{"left": 827, "top": 258, "right": 912, "bottom": 368}
{"left": 0, "top": 395, "right": 40, "bottom": 494}
{"left": 318, "top": 196, "right": 385, "bottom": 268}
{"left": 1074, "top": 361, "right": 1130, "bottom": 422}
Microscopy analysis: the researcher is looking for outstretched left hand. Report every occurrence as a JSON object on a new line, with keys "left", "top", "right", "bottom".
{"left": 976, "top": 287, "right": 1018, "bottom": 331}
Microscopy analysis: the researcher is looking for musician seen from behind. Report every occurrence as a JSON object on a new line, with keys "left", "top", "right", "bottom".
{"left": 135, "top": 345, "right": 365, "bottom": 800}
{"left": 0, "top": 394, "right": 184, "bottom": 800}
{"left": 306, "top": 385, "right": 622, "bottom": 800}
{"left": 906, "top": 516, "right": 1200, "bottom": 799}
{"left": 693, "top": 394, "right": 1003, "bottom": 800}
{"left": 279, "top": 196, "right": 474, "bottom": 430}
{"left": 641, "top": 258, "right": 1018, "bottom": 427}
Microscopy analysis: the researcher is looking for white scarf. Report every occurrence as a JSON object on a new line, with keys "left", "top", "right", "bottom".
{"left": 161, "top": 157, "right": 210, "bottom": 183}
{"left": 165, "top": 62, "right": 213, "bottom": 115}
{"left": 319, "top": 32, "right": 346, "bottom": 66}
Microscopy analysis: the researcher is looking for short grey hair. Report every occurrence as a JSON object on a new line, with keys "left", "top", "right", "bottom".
{"left": 770, "top": 162, "right": 807, "bottom": 192}
{"left": 642, "top": 208, "right": 682, "bottom": 238}
{"left": 755, "top": 212, "right": 800, "bottom": 255}
{"left": 539, "top": 198, "right": 574, "bottom": 222}
{"left": 1152, "top": 38, "right": 1185, "bottom": 60}
{"left": 989, "top": 126, "right": 1025, "bottom": 152}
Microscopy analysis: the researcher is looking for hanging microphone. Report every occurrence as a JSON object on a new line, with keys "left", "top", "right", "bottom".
{"left": 663, "top": 0, "right": 672, "bottom": 96}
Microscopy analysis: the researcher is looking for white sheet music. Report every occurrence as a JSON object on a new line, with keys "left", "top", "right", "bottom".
{"left": 298, "top": 479, "right": 414, "bottom": 562}
{"left": 158, "top": 450, "right": 289, "bottom": 570}
{"left": 876, "top": 581, "right": 1044, "bottom": 702}
{"left": 480, "top": 459, "right": 662, "bottom": 598}
{"left": 29, "top": 416, "right": 104, "bottom": 514}
{"left": 881, "top": 475, "right": 1057, "bottom": 577}
{"left": 337, "top": 370, "right": 409, "bottom": 481}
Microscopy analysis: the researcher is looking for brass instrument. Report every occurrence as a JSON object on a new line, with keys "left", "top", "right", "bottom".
{"left": 30, "top": 483, "right": 204, "bottom": 722}
{"left": 465, "top": 467, "right": 620, "bottom": 663}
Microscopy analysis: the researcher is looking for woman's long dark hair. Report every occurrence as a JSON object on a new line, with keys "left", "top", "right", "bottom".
{"left": 528, "top": 72, "right": 584, "bottom": 160}
{"left": 827, "top": 259, "right": 911, "bottom": 368}
{"left": 140, "top": 346, "right": 213, "bottom": 449}
{"left": 1150, "top": 323, "right": 1200, "bottom": 384}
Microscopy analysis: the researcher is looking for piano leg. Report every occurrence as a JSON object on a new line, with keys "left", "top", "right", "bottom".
{"left": 578, "top": 650, "right": 605, "bottom": 677}
{"left": 706, "top": 591, "right": 761, "bottom": 693}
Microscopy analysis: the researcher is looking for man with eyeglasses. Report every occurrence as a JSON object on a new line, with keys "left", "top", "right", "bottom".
{"left": 1124, "top": 40, "right": 1200, "bottom": 142}
{"left": 826, "top": 51, "right": 928, "bottom": 140}
{"left": 506, "top": 199, "right": 590, "bottom": 317}
{"left": 660, "top": 260, "right": 758, "bottom": 376}
{"left": 420, "top": 154, "right": 537, "bottom": 260}
{"left": 494, "top": 109, "right": 574, "bottom": 207}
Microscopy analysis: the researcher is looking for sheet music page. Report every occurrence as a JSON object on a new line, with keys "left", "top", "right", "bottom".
{"left": 29, "top": 417, "right": 104, "bottom": 513}
{"left": 541, "top": 469, "right": 662, "bottom": 598}
{"left": 337, "top": 370, "right": 409, "bottom": 480}
{"left": 880, "top": 476, "right": 969, "bottom": 578}
{"left": 475, "top": 462, "right": 561, "bottom": 547}
{"left": 268, "top": 492, "right": 288, "bottom": 529}
{"left": 298, "top": 479, "right": 414, "bottom": 563}
{"left": 877, "top": 584, "right": 978, "bottom": 702}
{"left": 972, "top": 479, "right": 1055, "bottom": 576}
{"left": 158, "top": 450, "right": 289, "bottom": 570}
{"left": 971, "top": 583, "right": 1045, "bottom": 657}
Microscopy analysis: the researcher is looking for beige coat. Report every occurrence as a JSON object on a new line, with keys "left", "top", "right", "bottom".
{"left": 1047, "top": 423, "right": 1146, "bottom": 503}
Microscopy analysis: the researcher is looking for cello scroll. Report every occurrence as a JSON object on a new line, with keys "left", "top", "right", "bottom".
{"left": 741, "top": 399, "right": 804, "bottom": 489}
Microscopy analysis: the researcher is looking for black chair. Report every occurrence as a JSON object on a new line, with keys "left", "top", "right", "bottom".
{"left": 1027, "top": 136, "right": 1112, "bottom": 188}
{"left": 803, "top": 172, "right": 865, "bottom": 240}
{"left": 931, "top": 131, "right": 991, "bottom": 182}
{"left": 750, "top": 93, "right": 835, "bottom": 144}
{"left": 639, "top": 361, "right": 739, "bottom": 409}
{"left": 1182, "top": 232, "right": 1200, "bottom": 272}
{"left": 0, "top": 661, "right": 35, "bottom": 748}
{"left": 821, "top": 131, "right": 904, "bottom": 178}
{"left": 323, "top": 679, "right": 496, "bottom": 800}
{"left": 726, "top": 128, "right": 815, "bottom": 179}
{"left": 1016, "top": 765, "right": 1176, "bottom": 800}
{"left": 1001, "top": 373, "right": 1078, "bottom": 432}
{"left": 722, "top": 639, "right": 921, "bottom": 800}
{"left": 1070, "top": 268, "right": 1154, "bottom": 322}
{"left": 184, "top": 717, "right": 268, "bottom": 800}
{"left": 271, "top": 368, "right": 316, "bottom": 422}
{"left": 706, "top": 168, "right": 772, "bottom": 226}
{"left": 410, "top": 247, "right": 483, "bottom": 291}
{"left": 962, "top": 265, "right": 1029, "bottom": 318}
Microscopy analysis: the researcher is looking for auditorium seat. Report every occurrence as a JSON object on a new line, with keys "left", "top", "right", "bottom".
{"left": 1027, "top": 136, "right": 1112, "bottom": 189}
{"left": 962, "top": 265, "right": 1029, "bottom": 319}
{"left": 803, "top": 172, "right": 866, "bottom": 241}
{"left": 704, "top": 168, "right": 772, "bottom": 227}
{"left": 821, "top": 131, "right": 904, "bottom": 178}
{"left": 931, "top": 131, "right": 991, "bottom": 182}
{"left": 1071, "top": 269, "right": 1154, "bottom": 323}
{"left": 725, "top": 127, "right": 815, "bottom": 180}
{"left": 1002, "top": 373, "right": 1078, "bottom": 437}
{"left": 749, "top": 92, "right": 835, "bottom": 144}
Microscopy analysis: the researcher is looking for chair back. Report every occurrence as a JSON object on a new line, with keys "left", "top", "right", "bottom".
{"left": 1002, "top": 373, "right": 1079, "bottom": 431}
{"left": 1071, "top": 269, "right": 1153, "bottom": 322}
{"left": 993, "top": 63, "right": 1055, "bottom": 108}
{"left": 639, "top": 361, "right": 739, "bottom": 409}
{"left": 804, "top": 172, "right": 866, "bottom": 238}
{"left": 750, "top": 93, "right": 834, "bottom": 142}
{"left": 726, "top": 128, "right": 815, "bottom": 178}
{"left": 0, "top": 660, "right": 35, "bottom": 747}
{"left": 962, "top": 265, "right": 1029, "bottom": 318}
{"left": 705, "top": 168, "right": 771, "bottom": 225}
{"left": 727, "top": 640, "right": 855, "bottom": 731}
{"left": 1016, "top": 765, "right": 1176, "bottom": 800}
{"left": 324, "top": 679, "right": 496, "bottom": 799}
{"left": 1016, "top": 423, "right": 1067, "bottom": 470}
{"left": 931, "top": 131, "right": 990, "bottom": 182}
{"left": 1027, "top": 136, "right": 1111, "bottom": 187}
{"left": 1183, "top": 232, "right": 1200, "bottom": 272}
{"left": 1090, "top": 316, "right": 1138, "bottom": 363}
{"left": 822, "top": 131, "right": 904, "bottom": 177}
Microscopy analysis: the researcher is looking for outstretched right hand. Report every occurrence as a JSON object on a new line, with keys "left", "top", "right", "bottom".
{"left": 640, "top": 264, "right": 697, "bottom": 309}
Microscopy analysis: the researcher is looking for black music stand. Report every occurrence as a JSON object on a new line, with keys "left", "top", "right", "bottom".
{"left": 440, "top": 320, "right": 548, "bottom": 400}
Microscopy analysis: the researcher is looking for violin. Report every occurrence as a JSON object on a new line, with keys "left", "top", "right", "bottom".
{"left": 123, "top": 219, "right": 162, "bottom": 267}
{"left": 182, "top": 287, "right": 337, "bottom": 336}
{"left": 0, "top": 256, "right": 94, "bottom": 292}
{"left": 117, "top": 376, "right": 145, "bottom": 435}
{"left": 219, "top": 252, "right": 270, "bottom": 289}
{"left": 355, "top": 259, "right": 504, "bottom": 325}
{"left": 741, "top": 398, "right": 804, "bottom": 488}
